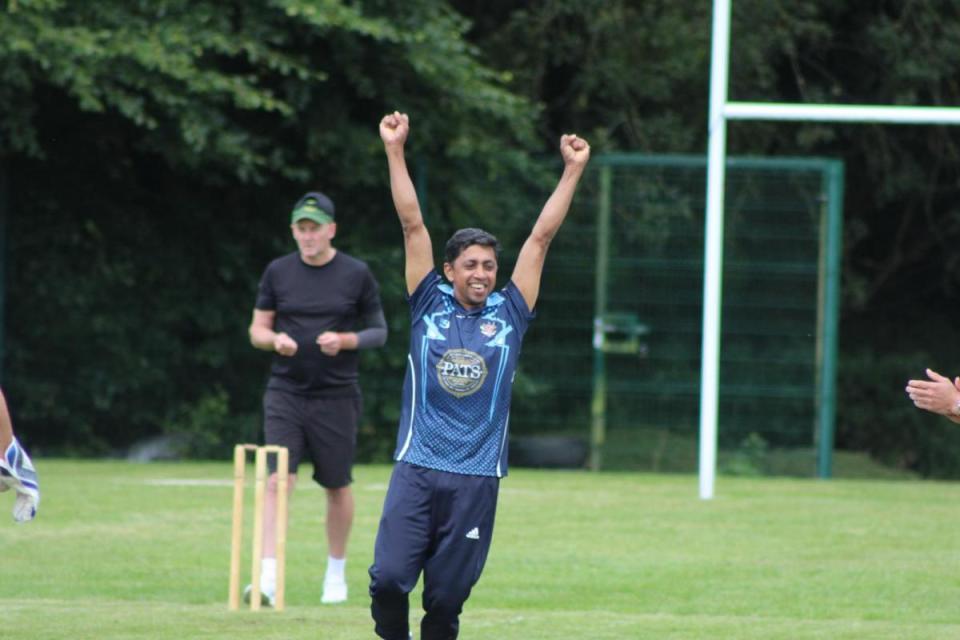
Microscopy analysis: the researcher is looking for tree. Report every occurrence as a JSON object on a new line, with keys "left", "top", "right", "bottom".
{"left": 0, "top": 0, "right": 539, "bottom": 456}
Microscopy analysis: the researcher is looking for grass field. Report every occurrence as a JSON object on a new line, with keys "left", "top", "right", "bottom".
{"left": 1, "top": 460, "right": 958, "bottom": 639}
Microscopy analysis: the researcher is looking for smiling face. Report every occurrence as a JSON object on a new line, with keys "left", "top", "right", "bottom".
{"left": 443, "top": 244, "right": 498, "bottom": 309}
{"left": 291, "top": 219, "right": 337, "bottom": 265}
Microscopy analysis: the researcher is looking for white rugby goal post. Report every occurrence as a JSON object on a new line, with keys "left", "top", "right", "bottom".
{"left": 699, "top": 0, "right": 960, "bottom": 499}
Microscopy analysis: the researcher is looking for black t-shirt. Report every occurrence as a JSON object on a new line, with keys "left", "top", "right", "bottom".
{"left": 255, "top": 251, "right": 383, "bottom": 395}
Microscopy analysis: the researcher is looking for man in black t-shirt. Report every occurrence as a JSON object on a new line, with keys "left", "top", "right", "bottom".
{"left": 248, "top": 191, "right": 387, "bottom": 606}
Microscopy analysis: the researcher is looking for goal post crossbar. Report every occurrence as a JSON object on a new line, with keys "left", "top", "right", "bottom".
{"left": 725, "top": 101, "right": 960, "bottom": 124}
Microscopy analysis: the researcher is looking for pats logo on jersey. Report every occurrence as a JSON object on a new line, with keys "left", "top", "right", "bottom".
{"left": 436, "top": 349, "right": 488, "bottom": 397}
{"left": 480, "top": 321, "right": 498, "bottom": 338}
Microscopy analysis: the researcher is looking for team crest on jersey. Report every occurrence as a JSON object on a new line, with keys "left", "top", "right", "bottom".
{"left": 480, "top": 321, "right": 498, "bottom": 338}
{"left": 436, "top": 349, "right": 488, "bottom": 397}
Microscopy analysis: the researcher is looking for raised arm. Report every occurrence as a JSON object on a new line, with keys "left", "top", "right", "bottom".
{"left": 380, "top": 111, "right": 434, "bottom": 295}
{"left": 511, "top": 134, "right": 591, "bottom": 310}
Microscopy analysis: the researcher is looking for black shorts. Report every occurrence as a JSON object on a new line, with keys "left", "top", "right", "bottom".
{"left": 262, "top": 388, "right": 361, "bottom": 489}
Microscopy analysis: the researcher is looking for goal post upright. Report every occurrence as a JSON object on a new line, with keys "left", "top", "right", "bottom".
{"left": 699, "top": 0, "right": 732, "bottom": 501}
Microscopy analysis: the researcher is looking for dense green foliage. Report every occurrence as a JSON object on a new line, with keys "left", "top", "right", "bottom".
{"left": 2, "top": 1, "right": 959, "bottom": 475}
{"left": 0, "top": 0, "right": 538, "bottom": 458}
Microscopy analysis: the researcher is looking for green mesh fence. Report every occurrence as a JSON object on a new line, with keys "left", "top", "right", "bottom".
{"left": 417, "top": 153, "right": 843, "bottom": 476}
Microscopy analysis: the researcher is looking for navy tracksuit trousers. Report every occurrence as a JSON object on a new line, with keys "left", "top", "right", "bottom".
{"left": 369, "top": 462, "right": 500, "bottom": 640}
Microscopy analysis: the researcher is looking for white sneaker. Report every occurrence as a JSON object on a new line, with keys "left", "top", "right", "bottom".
{"left": 321, "top": 577, "right": 347, "bottom": 604}
{"left": 242, "top": 584, "right": 275, "bottom": 607}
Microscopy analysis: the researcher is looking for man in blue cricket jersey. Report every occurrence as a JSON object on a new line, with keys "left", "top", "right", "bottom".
{"left": 369, "top": 111, "right": 590, "bottom": 640}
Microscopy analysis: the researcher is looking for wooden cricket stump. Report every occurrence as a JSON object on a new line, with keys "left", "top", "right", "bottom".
{"left": 228, "top": 443, "right": 289, "bottom": 611}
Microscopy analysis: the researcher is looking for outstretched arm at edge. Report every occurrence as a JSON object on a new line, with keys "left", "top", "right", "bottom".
{"left": 0, "top": 388, "right": 13, "bottom": 451}
{"left": 906, "top": 368, "right": 960, "bottom": 424}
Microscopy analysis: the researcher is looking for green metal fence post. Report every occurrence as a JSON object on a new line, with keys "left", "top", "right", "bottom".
{"left": 590, "top": 164, "right": 613, "bottom": 471}
{"left": 816, "top": 161, "right": 845, "bottom": 478}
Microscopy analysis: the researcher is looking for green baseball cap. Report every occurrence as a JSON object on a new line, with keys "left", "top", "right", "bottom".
{"left": 291, "top": 191, "right": 335, "bottom": 225}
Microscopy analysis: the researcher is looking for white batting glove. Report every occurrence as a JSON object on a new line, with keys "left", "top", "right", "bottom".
{"left": 1, "top": 437, "right": 39, "bottom": 522}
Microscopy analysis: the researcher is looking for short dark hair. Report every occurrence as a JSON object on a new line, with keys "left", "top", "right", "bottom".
{"left": 444, "top": 228, "right": 501, "bottom": 265}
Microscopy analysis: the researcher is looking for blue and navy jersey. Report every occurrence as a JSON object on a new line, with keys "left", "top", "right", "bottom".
{"left": 394, "top": 271, "right": 534, "bottom": 477}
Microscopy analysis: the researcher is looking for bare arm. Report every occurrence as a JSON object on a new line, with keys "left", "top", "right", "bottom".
{"left": 380, "top": 111, "right": 434, "bottom": 295}
{"left": 906, "top": 368, "right": 960, "bottom": 424}
{"left": 512, "top": 134, "right": 591, "bottom": 310}
{"left": 249, "top": 309, "right": 298, "bottom": 356}
{"left": 0, "top": 388, "right": 13, "bottom": 451}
